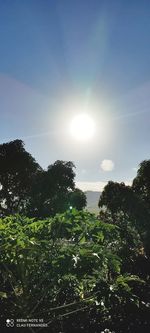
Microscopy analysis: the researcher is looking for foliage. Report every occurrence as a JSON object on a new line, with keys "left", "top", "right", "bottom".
{"left": 98, "top": 168, "right": 150, "bottom": 255}
{"left": 1, "top": 211, "right": 149, "bottom": 332}
{"left": 0, "top": 140, "right": 41, "bottom": 216}
{"left": 68, "top": 188, "right": 87, "bottom": 210}
{"left": 27, "top": 160, "right": 76, "bottom": 217}
{"left": 132, "top": 160, "right": 150, "bottom": 210}
{"left": 0, "top": 143, "right": 150, "bottom": 332}
{"left": 0, "top": 140, "right": 86, "bottom": 218}
{"left": 98, "top": 181, "right": 147, "bottom": 227}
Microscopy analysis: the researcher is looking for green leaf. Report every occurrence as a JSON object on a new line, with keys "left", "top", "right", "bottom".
{"left": 0, "top": 292, "right": 7, "bottom": 299}
{"left": 79, "top": 236, "right": 86, "bottom": 244}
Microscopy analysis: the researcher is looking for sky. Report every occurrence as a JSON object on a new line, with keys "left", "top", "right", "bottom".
{"left": 0, "top": 0, "right": 150, "bottom": 191}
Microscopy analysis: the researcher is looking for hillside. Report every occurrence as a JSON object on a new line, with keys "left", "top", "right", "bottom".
{"left": 85, "top": 191, "right": 101, "bottom": 214}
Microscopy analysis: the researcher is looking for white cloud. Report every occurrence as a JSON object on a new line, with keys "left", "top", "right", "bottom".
{"left": 76, "top": 179, "right": 132, "bottom": 192}
{"left": 76, "top": 181, "right": 107, "bottom": 192}
{"left": 100, "top": 159, "right": 114, "bottom": 172}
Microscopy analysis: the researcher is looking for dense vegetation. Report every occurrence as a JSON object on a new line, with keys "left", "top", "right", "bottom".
{"left": 0, "top": 140, "right": 150, "bottom": 332}
{"left": 1, "top": 210, "right": 149, "bottom": 332}
{"left": 99, "top": 160, "right": 150, "bottom": 257}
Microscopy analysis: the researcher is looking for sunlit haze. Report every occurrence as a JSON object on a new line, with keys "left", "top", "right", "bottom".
{"left": 70, "top": 114, "right": 95, "bottom": 142}
{"left": 0, "top": 0, "right": 150, "bottom": 191}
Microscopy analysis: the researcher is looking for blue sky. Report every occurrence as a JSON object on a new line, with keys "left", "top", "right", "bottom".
{"left": 0, "top": 0, "right": 150, "bottom": 191}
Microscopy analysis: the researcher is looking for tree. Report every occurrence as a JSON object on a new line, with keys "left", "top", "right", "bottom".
{"left": 0, "top": 140, "right": 80, "bottom": 218}
{"left": 0, "top": 140, "right": 41, "bottom": 216}
{"left": 27, "top": 160, "right": 76, "bottom": 217}
{"left": 98, "top": 181, "right": 146, "bottom": 224}
{"left": 132, "top": 160, "right": 150, "bottom": 255}
{"left": 68, "top": 188, "right": 87, "bottom": 210}
{"left": 45, "top": 160, "right": 76, "bottom": 216}
{"left": 98, "top": 181, "right": 133, "bottom": 216}
{"left": 132, "top": 160, "right": 150, "bottom": 210}
{"left": 98, "top": 174, "right": 150, "bottom": 255}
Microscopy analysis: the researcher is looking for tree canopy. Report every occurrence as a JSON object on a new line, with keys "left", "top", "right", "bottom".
{"left": 28, "top": 160, "right": 76, "bottom": 217}
{"left": 68, "top": 188, "right": 87, "bottom": 210}
{"left": 0, "top": 140, "right": 86, "bottom": 218}
{"left": 132, "top": 160, "right": 150, "bottom": 210}
{"left": 0, "top": 140, "right": 41, "bottom": 216}
{"left": 98, "top": 160, "right": 150, "bottom": 255}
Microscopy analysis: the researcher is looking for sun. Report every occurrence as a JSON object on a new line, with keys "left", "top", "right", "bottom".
{"left": 70, "top": 114, "right": 95, "bottom": 142}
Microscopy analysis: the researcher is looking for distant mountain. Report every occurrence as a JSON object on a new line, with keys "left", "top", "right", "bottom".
{"left": 85, "top": 191, "right": 101, "bottom": 214}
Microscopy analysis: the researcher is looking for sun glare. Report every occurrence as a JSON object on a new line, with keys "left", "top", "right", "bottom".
{"left": 70, "top": 114, "right": 95, "bottom": 142}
